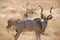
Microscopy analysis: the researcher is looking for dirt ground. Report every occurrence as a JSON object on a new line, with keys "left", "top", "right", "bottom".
{"left": 0, "top": 0, "right": 60, "bottom": 40}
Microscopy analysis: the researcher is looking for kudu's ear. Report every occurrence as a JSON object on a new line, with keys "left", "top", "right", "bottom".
{"left": 47, "top": 15, "right": 53, "bottom": 20}
{"left": 41, "top": 14, "right": 46, "bottom": 19}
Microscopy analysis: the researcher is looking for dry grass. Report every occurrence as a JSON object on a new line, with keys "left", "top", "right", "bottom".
{"left": 0, "top": 26, "right": 14, "bottom": 40}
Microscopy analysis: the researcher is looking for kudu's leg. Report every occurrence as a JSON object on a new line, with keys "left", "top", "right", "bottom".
{"left": 35, "top": 32, "right": 41, "bottom": 40}
{"left": 14, "top": 30, "right": 22, "bottom": 40}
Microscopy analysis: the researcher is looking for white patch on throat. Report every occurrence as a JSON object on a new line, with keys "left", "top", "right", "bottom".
{"left": 41, "top": 19, "right": 44, "bottom": 22}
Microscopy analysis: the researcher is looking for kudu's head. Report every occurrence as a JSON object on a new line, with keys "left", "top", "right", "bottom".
{"left": 39, "top": 5, "right": 53, "bottom": 24}
{"left": 39, "top": 5, "right": 53, "bottom": 34}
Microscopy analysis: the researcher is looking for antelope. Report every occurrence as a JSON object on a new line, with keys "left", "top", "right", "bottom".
{"left": 6, "top": 5, "right": 53, "bottom": 40}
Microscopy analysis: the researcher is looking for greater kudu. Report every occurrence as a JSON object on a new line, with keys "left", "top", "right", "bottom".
{"left": 7, "top": 5, "right": 53, "bottom": 40}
